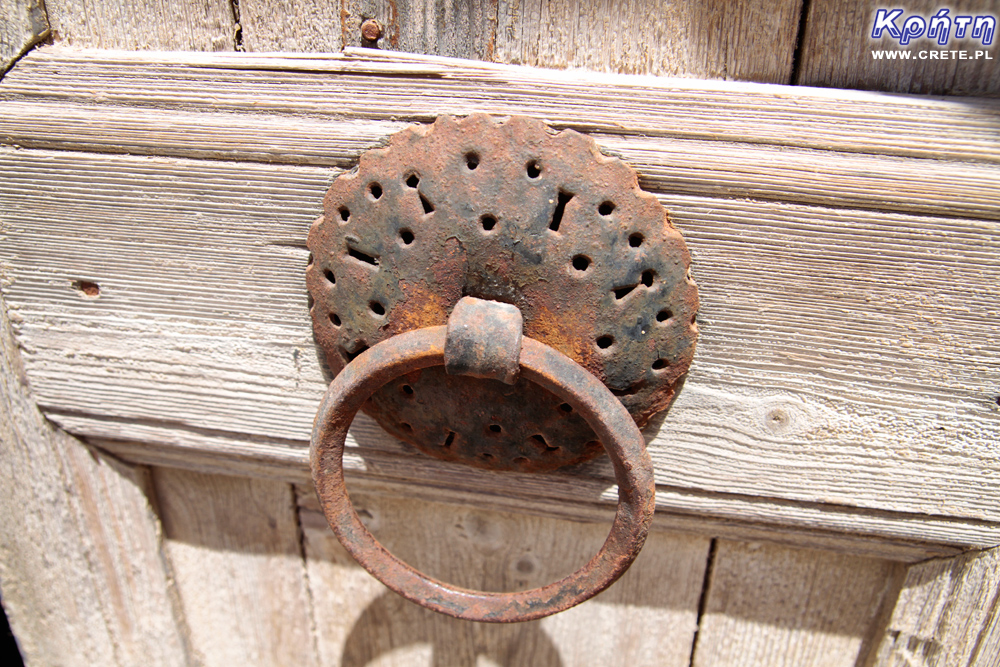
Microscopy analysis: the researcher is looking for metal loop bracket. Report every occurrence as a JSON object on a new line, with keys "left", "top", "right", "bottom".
{"left": 444, "top": 296, "right": 523, "bottom": 385}
{"left": 310, "top": 323, "right": 656, "bottom": 623}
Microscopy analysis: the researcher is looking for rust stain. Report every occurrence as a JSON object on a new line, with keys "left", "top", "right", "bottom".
{"left": 386, "top": 0, "right": 400, "bottom": 49}
{"left": 339, "top": 0, "right": 350, "bottom": 50}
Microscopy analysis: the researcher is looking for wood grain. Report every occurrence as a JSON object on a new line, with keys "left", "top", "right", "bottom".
{"left": 84, "top": 429, "right": 991, "bottom": 563}
{"left": 298, "top": 487, "right": 710, "bottom": 666}
{"left": 3, "top": 48, "right": 1000, "bottom": 162}
{"left": 238, "top": 0, "right": 343, "bottom": 52}
{"left": 3, "top": 101, "right": 1000, "bottom": 221}
{"left": 1, "top": 145, "right": 998, "bottom": 556}
{"left": 0, "top": 296, "right": 189, "bottom": 666}
{"left": 239, "top": 0, "right": 498, "bottom": 57}
{"left": 692, "top": 540, "right": 900, "bottom": 667}
{"left": 1, "top": 49, "right": 998, "bottom": 556}
{"left": 151, "top": 467, "right": 318, "bottom": 666}
{"left": 236, "top": 0, "right": 801, "bottom": 81}
{"left": 0, "top": 0, "right": 48, "bottom": 75}
{"left": 339, "top": 0, "right": 498, "bottom": 60}
{"left": 796, "top": 0, "right": 1000, "bottom": 96}
{"left": 496, "top": 0, "right": 803, "bottom": 81}
{"left": 42, "top": 0, "right": 236, "bottom": 50}
{"left": 872, "top": 546, "right": 1000, "bottom": 666}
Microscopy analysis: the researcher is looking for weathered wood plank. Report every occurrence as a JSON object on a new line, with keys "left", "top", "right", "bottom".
{"left": 151, "top": 467, "right": 318, "bottom": 666}
{"left": 692, "top": 540, "right": 901, "bottom": 667}
{"left": 3, "top": 48, "right": 999, "bottom": 163}
{"left": 872, "top": 546, "right": 1000, "bottom": 666}
{"left": 496, "top": 0, "right": 803, "bottom": 81}
{"left": 73, "top": 429, "right": 977, "bottom": 566}
{"left": 0, "top": 0, "right": 48, "bottom": 75}
{"left": 3, "top": 101, "right": 999, "bottom": 221}
{"left": 1, "top": 49, "right": 998, "bottom": 556}
{"left": 796, "top": 0, "right": 1000, "bottom": 96}
{"left": 239, "top": 0, "right": 498, "bottom": 57}
{"left": 237, "top": 0, "right": 801, "bottom": 82}
{"left": 0, "top": 296, "right": 189, "bottom": 666}
{"left": 86, "top": 430, "right": 988, "bottom": 563}
{"left": 41, "top": 0, "right": 236, "bottom": 50}
{"left": 237, "top": 0, "right": 343, "bottom": 52}
{"left": 3, "top": 149, "right": 999, "bottom": 512}
{"left": 298, "top": 487, "right": 710, "bottom": 666}
{"left": 1, "top": 146, "right": 998, "bottom": 556}
{"left": 338, "top": 0, "right": 498, "bottom": 59}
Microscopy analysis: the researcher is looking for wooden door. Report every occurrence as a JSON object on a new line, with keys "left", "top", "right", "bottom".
{"left": 2, "top": 1, "right": 999, "bottom": 665}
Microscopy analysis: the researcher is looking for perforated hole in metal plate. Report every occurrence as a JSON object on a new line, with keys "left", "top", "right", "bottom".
{"left": 306, "top": 114, "right": 698, "bottom": 472}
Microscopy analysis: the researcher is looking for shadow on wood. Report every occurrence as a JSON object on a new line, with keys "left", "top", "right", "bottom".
{"left": 300, "top": 489, "right": 710, "bottom": 666}
{"left": 341, "top": 591, "right": 563, "bottom": 667}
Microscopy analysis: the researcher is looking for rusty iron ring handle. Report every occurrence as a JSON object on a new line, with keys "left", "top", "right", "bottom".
{"left": 310, "top": 325, "right": 656, "bottom": 623}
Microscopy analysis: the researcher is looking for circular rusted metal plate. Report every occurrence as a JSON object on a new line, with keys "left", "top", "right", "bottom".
{"left": 306, "top": 114, "right": 698, "bottom": 472}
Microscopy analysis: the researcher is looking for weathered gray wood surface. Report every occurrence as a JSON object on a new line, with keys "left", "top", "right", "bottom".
{"left": 299, "top": 486, "right": 711, "bottom": 666}
{"left": 0, "top": 0, "right": 48, "bottom": 75}
{"left": 1, "top": 48, "right": 998, "bottom": 561}
{"left": 236, "top": 0, "right": 803, "bottom": 82}
{"left": 336, "top": 0, "right": 498, "bottom": 61}
{"left": 0, "top": 296, "right": 189, "bottom": 666}
{"left": 238, "top": 0, "right": 344, "bottom": 52}
{"left": 41, "top": 0, "right": 235, "bottom": 50}
{"left": 152, "top": 467, "right": 318, "bottom": 665}
{"left": 4, "top": 48, "right": 999, "bottom": 162}
{"left": 492, "top": 0, "right": 803, "bottom": 81}
{"left": 4, "top": 102, "right": 1000, "bottom": 220}
{"left": 27, "top": 0, "right": 997, "bottom": 97}
{"left": 872, "top": 545, "right": 1000, "bottom": 666}
{"left": 692, "top": 540, "right": 900, "bottom": 667}
{"left": 797, "top": 0, "right": 1000, "bottom": 96}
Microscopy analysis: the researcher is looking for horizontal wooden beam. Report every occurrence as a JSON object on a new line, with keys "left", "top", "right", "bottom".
{"left": 2, "top": 101, "right": 999, "bottom": 222}
{"left": 86, "top": 429, "right": 995, "bottom": 564}
{"left": 1, "top": 47, "right": 998, "bottom": 557}
{"left": 3, "top": 47, "right": 1000, "bottom": 163}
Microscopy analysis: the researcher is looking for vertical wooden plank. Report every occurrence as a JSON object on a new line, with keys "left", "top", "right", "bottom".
{"left": 238, "top": 0, "right": 497, "bottom": 59}
{"left": 238, "top": 0, "right": 343, "bottom": 52}
{"left": 0, "top": 0, "right": 48, "bottom": 74}
{"left": 339, "top": 0, "right": 497, "bottom": 59}
{"left": 152, "top": 467, "right": 319, "bottom": 667}
{"left": 238, "top": 0, "right": 804, "bottom": 82}
{"left": 872, "top": 546, "right": 1000, "bottom": 667}
{"left": 691, "top": 540, "right": 900, "bottom": 667}
{"left": 495, "top": 0, "right": 803, "bottom": 81}
{"left": 0, "top": 296, "right": 189, "bottom": 666}
{"left": 42, "top": 0, "right": 236, "bottom": 50}
{"left": 796, "top": 0, "right": 1000, "bottom": 96}
{"left": 298, "top": 486, "right": 710, "bottom": 666}
{"left": 543, "top": 528, "right": 709, "bottom": 666}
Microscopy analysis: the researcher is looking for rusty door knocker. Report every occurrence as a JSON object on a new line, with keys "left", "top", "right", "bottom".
{"left": 306, "top": 114, "right": 698, "bottom": 622}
